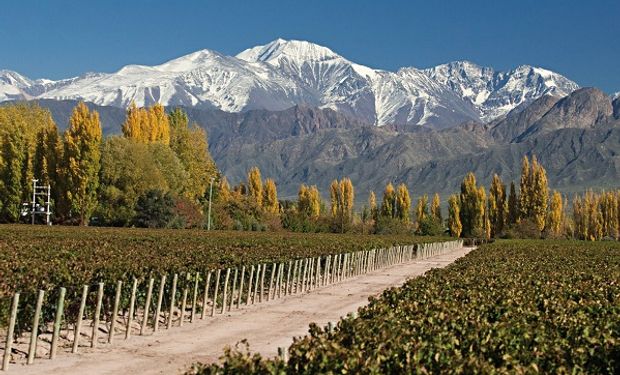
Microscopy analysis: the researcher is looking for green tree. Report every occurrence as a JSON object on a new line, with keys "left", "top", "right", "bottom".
{"left": 459, "top": 172, "right": 486, "bottom": 237}
{"left": 380, "top": 183, "right": 396, "bottom": 218}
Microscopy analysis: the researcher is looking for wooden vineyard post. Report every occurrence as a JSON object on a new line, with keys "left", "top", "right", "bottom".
{"left": 285, "top": 261, "right": 292, "bottom": 296}
{"left": 268, "top": 263, "right": 276, "bottom": 301}
{"left": 252, "top": 266, "right": 260, "bottom": 304}
{"left": 154, "top": 275, "right": 166, "bottom": 332}
{"left": 180, "top": 285, "right": 188, "bottom": 327}
{"left": 221, "top": 268, "right": 231, "bottom": 314}
{"left": 92, "top": 282, "right": 104, "bottom": 347}
{"left": 246, "top": 266, "right": 254, "bottom": 305}
{"left": 191, "top": 272, "right": 200, "bottom": 322}
{"left": 50, "top": 287, "right": 66, "bottom": 358}
{"left": 201, "top": 271, "right": 212, "bottom": 319}
{"left": 125, "top": 279, "right": 137, "bottom": 339}
{"left": 291, "top": 260, "right": 299, "bottom": 294}
{"left": 141, "top": 278, "right": 154, "bottom": 335}
{"left": 259, "top": 264, "right": 266, "bottom": 303}
{"left": 316, "top": 258, "right": 321, "bottom": 288}
{"left": 109, "top": 281, "right": 122, "bottom": 344}
{"left": 27, "top": 290, "right": 44, "bottom": 364}
{"left": 73, "top": 285, "right": 89, "bottom": 353}
{"left": 230, "top": 268, "right": 238, "bottom": 311}
{"left": 2, "top": 293, "right": 19, "bottom": 371}
{"left": 237, "top": 266, "right": 245, "bottom": 309}
{"left": 278, "top": 263, "right": 284, "bottom": 298}
{"left": 167, "top": 274, "right": 178, "bottom": 329}
{"left": 211, "top": 269, "right": 221, "bottom": 316}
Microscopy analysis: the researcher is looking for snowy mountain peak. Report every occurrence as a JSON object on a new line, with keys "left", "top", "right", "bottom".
{"left": 237, "top": 39, "right": 342, "bottom": 64}
{"left": 0, "top": 39, "right": 581, "bottom": 128}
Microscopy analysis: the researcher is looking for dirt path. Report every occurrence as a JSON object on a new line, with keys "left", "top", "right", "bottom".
{"left": 8, "top": 246, "right": 472, "bottom": 375}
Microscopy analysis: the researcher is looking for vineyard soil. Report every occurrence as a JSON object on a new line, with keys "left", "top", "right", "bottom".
{"left": 7, "top": 246, "right": 472, "bottom": 375}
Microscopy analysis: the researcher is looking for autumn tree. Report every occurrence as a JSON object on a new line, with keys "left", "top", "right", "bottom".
{"left": 330, "top": 178, "right": 355, "bottom": 232}
{"left": 547, "top": 190, "right": 563, "bottom": 237}
{"left": 448, "top": 194, "right": 462, "bottom": 237}
{"left": 518, "top": 155, "right": 549, "bottom": 232}
{"left": 415, "top": 195, "right": 429, "bottom": 225}
{"left": 298, "top": 184, "right": 321, "bottom": 218}
{"left": 368, "top": 191, "right": 378, "bottom": 222}
{"left": 168, "top": 108, "right": 217, "bottom": 201}
{"left": 488, "top": 174, "right": 507, "bottom": 237}
{"left": 430, "top": 193, "right": 442, "bottom": 223}
{"left": 507, "top": 181, "right": 518, "bottom": 226}
{"left": 62, "top": 102, "right": 102, "bottom": 225}
{"left": 247, "top": 167, "right": 263, "bottom": 207}
{"left": 380, "top": 183, "right": 396, "bottom": 218}
{"left": 122, "top": 102, "right": 170, "bottom": 145}
{"left": 459, "top": 172, "right": 486, "bottom": 237}
{"left": 395, "top": 184, "right": 411, "bottom": 223}
{"left": 263, "top": 178, "right": 279, "bottom": 214}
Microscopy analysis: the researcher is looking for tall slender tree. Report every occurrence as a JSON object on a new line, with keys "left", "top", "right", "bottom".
{"left": 430, "top": 193, "right": 442, "bottom": 223}
{"left": 448, "top": 194, "right": 462, "bottom": 238}
{"left": 396, "top": 184, "right": 411, "bottom": 223}
{"left": 247, "top": 167, "right": 263, "bottom": 207}
{"left": 263, "top": 178, "right": 279, "bottom": 214}
{"left": 63, "top": 102, "right": 102, "bottom": 225}
{"left": 488, "top": 174, "right": 507, "bottom": 237}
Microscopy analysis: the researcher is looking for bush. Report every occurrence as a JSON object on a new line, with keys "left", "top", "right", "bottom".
{"left": 133, "top": 189, "right": 176, "bottom": 228}
{"left": 416, "top": 217, "right": 444, "bottom": 236}
{"left": 374, "top": 216, "right": 412, "bottom": 235}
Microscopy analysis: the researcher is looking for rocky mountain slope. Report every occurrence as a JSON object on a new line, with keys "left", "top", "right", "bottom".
{"left": 26, "top": 86, "right": 618, "bottom": 203}
{"left": 0, "top": 39, "right": 579, "bottom": 129}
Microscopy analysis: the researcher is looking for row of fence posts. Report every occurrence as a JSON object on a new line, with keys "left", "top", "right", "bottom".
{"left": 1, "top": 240, "right": 463, "bottom": 371}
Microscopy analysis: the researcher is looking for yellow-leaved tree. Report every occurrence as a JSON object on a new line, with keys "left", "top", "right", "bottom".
{"left": 63, "top": 102, "right": 102, "bottom": 225}
{"left": 396, "top": 184, "right": 411, "bottom": 223}
{"left": 263, "top": 178, "right": 279, "bottom": 213}
{"left": 448, "top": 194, "right": 462, "bottom": 237}
{"left": 247, "top": 167, "right": 263, "bottom": 207}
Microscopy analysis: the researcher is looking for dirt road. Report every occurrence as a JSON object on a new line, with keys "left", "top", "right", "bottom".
{"left": 8, "top": 246, "right": 472, "bottom": 375}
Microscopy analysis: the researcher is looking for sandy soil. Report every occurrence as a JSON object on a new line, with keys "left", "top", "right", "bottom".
{"left": 6, "top": 246, "right": 472, "bottom": 375}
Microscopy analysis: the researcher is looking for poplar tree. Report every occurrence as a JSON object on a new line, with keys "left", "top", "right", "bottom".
{"left": 531, "top": 156, "right": 549, "bottom": 232}
{"left": 381, "top": 183, "right": 396, "bottom": 218}
{"left": 415, "top": 194, "right": 429, "bottom": 225}
{"left": 448, "top": 194, "right": 462, "bottom": 238}
{"left": 63, "top": 102, "right": 102, "bottom": 225}
{"left": 519, "top": 156, "right": 531, "bottom": 219}
{"left": 396, "top": 183, "right": 411, "bottom": 223}
{"left": 298, "top": 184, "right": 321, "bottom": 218}
{"left": 368, "top": 190, "right": 378, "bottom": 222}
{"left": 247, "top": 167, "right": 263, "bottom": 207}
{"left": 459, "top": 172, "right": 486, "bottom": 237}
{"left": 431, "top": 193, "right": 442, "bottom": 223}
{"left": 263, "top": 178, "right": 279, "bottom": 214}
{"left": 330, "top": 178, "right": 355, "bottom": 232}
{"left": 488, "top": 174, "right": 507, "bottom": 237}
{"left": 507, "top": 181, "right": 518, "bottom": 225}
{"left": 548, "top": 190, "right": 563, "bottom": 236}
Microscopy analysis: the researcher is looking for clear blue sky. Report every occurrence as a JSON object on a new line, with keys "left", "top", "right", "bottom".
{"left": 1, "top": 0, "right": 618, "bottom": 93}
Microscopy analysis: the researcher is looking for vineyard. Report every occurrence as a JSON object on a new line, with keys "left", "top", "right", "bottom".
{"left": 193, "top": 240, "right": 620, "bottom": 374}
{"left": 0, "top": 224, "right": 455, "bottom": 370}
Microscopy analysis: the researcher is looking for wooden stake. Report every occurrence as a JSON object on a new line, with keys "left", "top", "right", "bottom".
{"left": 91, "top": 283, "right": 104, "bottom": 347}
{"left": 201, "top": 271, "right": 212, "bottom": 319}
{"left": 259, "top": 264, "right": 266, "bottom": 303}
{"left": 191, "top": 272, "right": 200, "bottom": 322}
{"left": 167, "top": 274, "right": 178, "bottom": 329}
{"left": 221, "top": 268, "right": 231, "bottom": 314}
{"left": 211, "top": 269, "right": 221, "bottom": 316}
{"left": 2, "top": 293, "right": 19, "bottom": 371}
{"left": 141, "top": 278, "right": 154, "bottom": 335}
{"left": 180, "top": 287, "right": 188, "bottom": 327}
{"left": 154, "top": 275, "right": 166, "bottom": 332}
{"left": 108, "top": 282, "right": 121, "bottom": 344}
{"left": 285, "top": 261, "right": 292, "bottom": 296}
{"left": 125, "top": 279, "right": 137, "bottom": 340}
{"left": 268, "top": 263, "right": 276, "bottom": 301}
{"left": 73, "top": 285, "right": 89, "bottom": 352}
{"left": 27, "top": 290, "right": 44, "bottom": 364}
{"left": 50, "top": 287, "right": 65, "bottom": 358}
{"left": 246, "top": 266, "right": 254, "bottom": 305}
{"left": 230, "top": 268, "right": 238, "bottom": 311}
{"left": 237, "top": 266, "right": 245, "bottom": 309}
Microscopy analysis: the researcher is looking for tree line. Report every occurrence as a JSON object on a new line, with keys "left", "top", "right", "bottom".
{"left": 0, "top": 102, "right": 618, "bottom": 239}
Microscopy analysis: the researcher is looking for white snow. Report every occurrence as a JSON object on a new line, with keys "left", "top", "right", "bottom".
{"left": 0, "top": 39, "right": 580, "bottom": 128}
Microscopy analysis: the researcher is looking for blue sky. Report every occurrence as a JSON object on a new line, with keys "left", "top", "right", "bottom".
{"left": 1, "top": 0, "right": 618, "bottom": 93}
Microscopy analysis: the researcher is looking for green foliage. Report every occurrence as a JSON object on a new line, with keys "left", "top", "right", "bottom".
{"left": 200, "top": 240, "right": 620, "bottom": 374}
{"left": 133, "top": 189, "right": 176, "bottom": 228}
{"left": 416, "top": 216, "right": 444, "bottom": 236}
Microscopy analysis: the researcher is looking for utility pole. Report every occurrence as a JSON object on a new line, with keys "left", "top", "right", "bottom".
{"left": 207, "top": 177, "right": 215, "bottom": 230}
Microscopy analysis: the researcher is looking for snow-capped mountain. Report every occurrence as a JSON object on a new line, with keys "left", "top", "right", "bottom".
{"left": 0, "top": 39, "right": 580, "bottom": 128}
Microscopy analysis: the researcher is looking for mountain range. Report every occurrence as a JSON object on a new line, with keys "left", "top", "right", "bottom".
{"left": 0, "top": 39, "right": 580, "bottom": 129}
{"left": 1, "top": 39, "right": 619, "bottom": 203}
